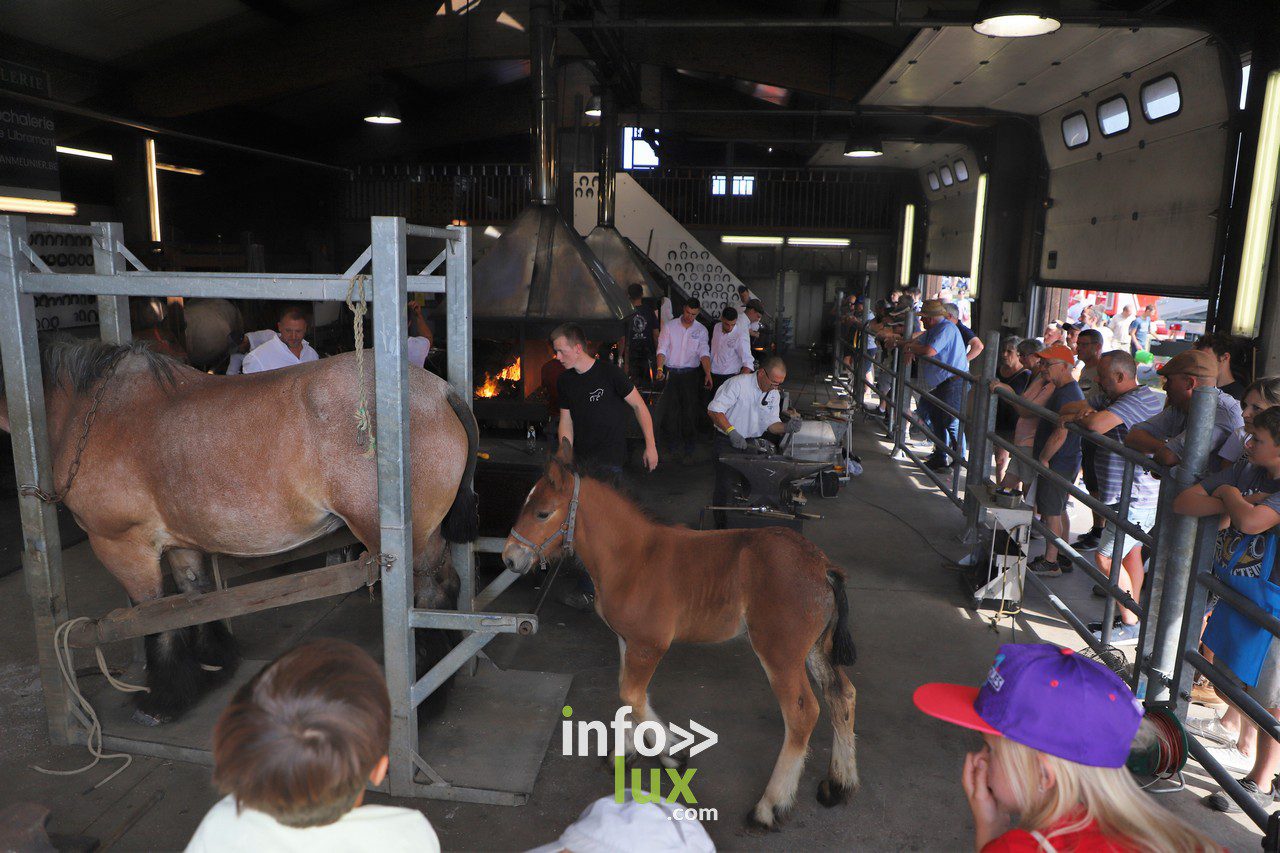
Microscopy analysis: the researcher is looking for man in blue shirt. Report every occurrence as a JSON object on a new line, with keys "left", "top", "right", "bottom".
{"left": 898, "top": 299, "right": 969, "bottom": 470}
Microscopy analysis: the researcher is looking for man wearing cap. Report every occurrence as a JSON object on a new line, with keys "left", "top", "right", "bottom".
{"left": 1126, "top": 349, "right": 1244, "bottom": 467}
{"left": 655, "top": 298, "right": 712, "bottom": 461}
{"left": 893, "top": 299, "right": 969, "bottom": 470}
{"left": 709, "top": 306, "right": 754, "bottom": 395}
{"left": 1060, "top": 350, "right": 1166, "bottom": 644}
{"left": 1026, "top": 344, "right": 1085, "bottom": 576}
{"left": 706, "top": 356, "right": 799, "bottom": 528}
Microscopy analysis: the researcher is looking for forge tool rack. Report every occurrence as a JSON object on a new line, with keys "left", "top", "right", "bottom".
{"left": 0, "top": 214, "right": 570, "bottom": 805}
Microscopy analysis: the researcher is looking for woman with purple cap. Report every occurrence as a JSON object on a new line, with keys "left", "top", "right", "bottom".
{"left": 915, "top": 643, "right": 1219, "bottom": 852}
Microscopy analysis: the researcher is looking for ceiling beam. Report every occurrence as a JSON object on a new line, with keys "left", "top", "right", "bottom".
{"left": 125, "top": 2, "right": 580, "bottom": 118}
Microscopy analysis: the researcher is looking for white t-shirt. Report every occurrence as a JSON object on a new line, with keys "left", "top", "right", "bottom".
{"left": 407, "top": 336, "right": 431, "bottom": 369}
{"left": 710, "top": 323, "right": 753, "bottom": 375}
{"left": 242, "top": 335, "right": 320, "bottom": 374}
{"left": 708, "top": 371, "right": 780, "bottom": 438}
{"left": 186, "top": 795, "right": 440, "bottom": 853}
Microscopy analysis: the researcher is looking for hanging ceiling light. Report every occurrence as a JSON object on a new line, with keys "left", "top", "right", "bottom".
{"left": 843, "top": 137, "right": 884, "bottom": 158}
{"left": 584, "top": 95, "right": 602, "bottom": 118}
{"left": 363, "top": 98, "right": 402, "bottom": 125}
{"left": 973, "top": 0, "right": 1061, "bottom": 37}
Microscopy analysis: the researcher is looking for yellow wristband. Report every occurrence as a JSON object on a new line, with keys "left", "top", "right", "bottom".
{"left": 726, "top": 426, "right": 736, "bottom": 433}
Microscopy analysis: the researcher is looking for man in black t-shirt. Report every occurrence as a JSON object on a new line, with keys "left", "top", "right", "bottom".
{"left": 553, "top": 322, "right": 659, "bottom": 475}
{"left": 620, "top": 283, "right": 658, "bottom": 391}
{"left": 551, "top": 322, "right": 658, "bottom": 611}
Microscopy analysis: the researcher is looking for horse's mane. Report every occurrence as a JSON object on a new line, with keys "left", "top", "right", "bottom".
{"left": 562, "top": 459, "right": 669, "bottom": 527}
{"left": 40, "top": 337, "right": 185, "bottom": 395}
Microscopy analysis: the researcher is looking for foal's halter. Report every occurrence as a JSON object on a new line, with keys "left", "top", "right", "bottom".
{"left": 509, "top": 473, "right": 582, "bottom": 573}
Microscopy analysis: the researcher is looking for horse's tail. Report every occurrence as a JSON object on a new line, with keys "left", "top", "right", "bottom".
{"left": 442, "top": 386, "right": 479, "bottom": 543}
{"left": 827, "top": 570, "right": 857, "bottom": 666}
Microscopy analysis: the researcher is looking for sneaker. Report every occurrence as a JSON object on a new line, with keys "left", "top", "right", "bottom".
{"left": 556, "top": 589, "right": 596, "bottom": 612}
{"left": 1187, "top": 714, "right": 1240, "bottom": 747}
{"left": 1087, "top": 616, "right": 1123, "bottom": 633}
{"left": 1073, "top": 532, "right": 1101, "bottom": 551}
{"left": 1204, "top": 779, "right": 1277, "bottom": 813}
{"left": 925, "top": 458, "right": 953, "bottom": 472}
{"left": 1058, "top": 557, "right": 1074, "bottom": 573}
{"left": 1092, "top": 622, "right": 1140, "bottom": 646}
{"left": 1203, "top": 745, "right": 1255, "bottom": 774}
{"left": 1028, "top": 557, "right": 1062, "bottom": 577}
{"left": 1191, "top": 680, "right": 1227, "bottom": 709}
{"left": 1091, "top": 584, "right": 1108, "bottom": 597}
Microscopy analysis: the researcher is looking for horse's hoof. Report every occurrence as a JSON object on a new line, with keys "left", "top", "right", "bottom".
{"left": 131, "top": 708, "right": 168, "bottom": 727}
{"left": 772, "top": 804, "right": 794, "bottom": 826}
{"left": 743, "top": 811, "right": 773, "bottom": 835}
{"left": 817, "top": 779, "right": 852, "bottom": 807}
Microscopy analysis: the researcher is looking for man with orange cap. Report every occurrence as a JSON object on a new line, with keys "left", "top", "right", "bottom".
{"left": 1027, "top": 344, "right": 1085, "bottom": 576}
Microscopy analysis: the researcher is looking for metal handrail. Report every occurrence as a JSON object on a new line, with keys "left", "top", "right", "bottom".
{"left": 989, "top": 435, "right": 1156, "bottom": 547}
{"left": 916, "top": 351, "right": 982, "bottom": 384}
{"left": 991, "top": 385, "right": 1169, "bottom": 477}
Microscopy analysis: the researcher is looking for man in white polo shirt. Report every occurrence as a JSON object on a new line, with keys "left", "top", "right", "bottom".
{"left": 706, "top": 356, "right": 801, "bottom": 527}
{"left": 709, "top": 306, "right": 754, "bottom": 395}
{"left": 242, "top": 306, "right": 319, "bottom": 374}
{"left": 656, "top": 297, "right": 712, "bottom": 461}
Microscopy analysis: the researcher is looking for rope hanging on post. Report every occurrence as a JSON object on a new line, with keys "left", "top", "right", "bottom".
{"left": 346, "top": 273, "right": 376, "bottom": 456}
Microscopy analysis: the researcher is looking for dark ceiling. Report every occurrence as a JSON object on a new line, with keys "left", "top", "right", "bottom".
{"left": 0, "top": 0, "right": 1266, "bottom": 170}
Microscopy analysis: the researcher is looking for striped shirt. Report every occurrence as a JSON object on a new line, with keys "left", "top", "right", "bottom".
{"left": 1089, "top": 386, "right": 1165, "bottom": 509}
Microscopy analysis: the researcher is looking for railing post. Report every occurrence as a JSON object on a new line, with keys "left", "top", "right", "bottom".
{"left": 1145, "top": 387, "right": 1218, "bottom": 705}
{"left": 832, "top": 289, "right": 844, "bottom": 379}
{"left": 0, "top": 215, "right": 77, "bottom": 744}
{"left": 371, "top": 215, "right": 416, "bottom": 796}
{"left": 891, "top": 346, "right": 909, "bottom": 458}
{"left": 93, "top": 222, "right": 131, "bottom": 345}
{"left": 962, "top": 331, "right": 1001, "bottom": 534}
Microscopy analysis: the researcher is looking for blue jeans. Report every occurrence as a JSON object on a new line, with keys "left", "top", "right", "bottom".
{"left": 921, "top": 376, "right": 965, "bottom": 466}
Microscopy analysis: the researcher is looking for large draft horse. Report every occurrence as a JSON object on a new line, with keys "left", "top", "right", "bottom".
{"left": 502, "top": 443, "right": 858, "bottom": 831}
{"left": 0, "top": 339, "right": 478, "bottom": 721}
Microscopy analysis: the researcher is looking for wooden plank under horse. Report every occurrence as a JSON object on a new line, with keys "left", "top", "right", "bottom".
{"left": 65, "top": 554, "right": 379, "bottom": 648}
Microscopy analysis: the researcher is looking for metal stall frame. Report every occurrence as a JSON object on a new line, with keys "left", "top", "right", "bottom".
{"left": 0, "top": 214, "right": 553, "bottom": 806}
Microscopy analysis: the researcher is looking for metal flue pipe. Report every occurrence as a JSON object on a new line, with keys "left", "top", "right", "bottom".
{"left": 597, "top": 90, "right": 617, "bottom": 228}
{"left": 530, "top": 0, "right": 557, "bottom": 205}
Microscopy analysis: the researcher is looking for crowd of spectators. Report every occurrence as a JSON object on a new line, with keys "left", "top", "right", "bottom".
{"left": 850, "top": 292, "right": 1280, "bottom": 817}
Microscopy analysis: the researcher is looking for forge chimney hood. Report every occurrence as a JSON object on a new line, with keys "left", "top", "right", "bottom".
{"left": 470, "top": 0, "right": 629, "bottom": 341}
{"left": 583, "top": 89, "right": 678, "bottom": 303}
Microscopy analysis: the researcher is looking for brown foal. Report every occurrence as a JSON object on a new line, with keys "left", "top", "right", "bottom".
{"left": 502, "top": 442, "right": 858, "bottom": 830}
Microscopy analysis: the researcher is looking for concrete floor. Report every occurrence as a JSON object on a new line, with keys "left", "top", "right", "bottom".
{"left": 0, "top": 369, "right": 1263, "bottom": 851}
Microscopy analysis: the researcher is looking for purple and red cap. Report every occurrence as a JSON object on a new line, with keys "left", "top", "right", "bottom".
{"left": 913, "top": 643, "right": 1143, "bottom": 768}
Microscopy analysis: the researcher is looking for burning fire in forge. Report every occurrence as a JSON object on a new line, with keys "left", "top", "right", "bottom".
{"left": 475, "top": 357, "right": 522, "bottom": 398}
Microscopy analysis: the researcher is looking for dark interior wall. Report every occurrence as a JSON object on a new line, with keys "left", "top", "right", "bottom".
{"left": 55, "top": 129, "right": 342, "bottom": 273}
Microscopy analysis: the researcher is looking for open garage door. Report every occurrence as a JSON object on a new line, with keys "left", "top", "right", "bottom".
{"left": 863, "top": 26, "right": 1238, "bottom": 299}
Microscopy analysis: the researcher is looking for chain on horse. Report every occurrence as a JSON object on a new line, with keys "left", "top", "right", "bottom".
{"left": 20, "top": 347, "right": 130, "bottom": 504}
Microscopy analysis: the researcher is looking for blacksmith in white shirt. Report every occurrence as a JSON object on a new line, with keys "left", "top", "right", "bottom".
{"left": 706, "top": 356, "right": 800, "bottom": 527}
{"left": 242, "top": 306, "right": 320, "bottom": 374}
{"left": 710, "top": 306, "right": 754, "bottom": 395}
{"left": 655, "top": 297, "right": 712, "bottom": 460}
